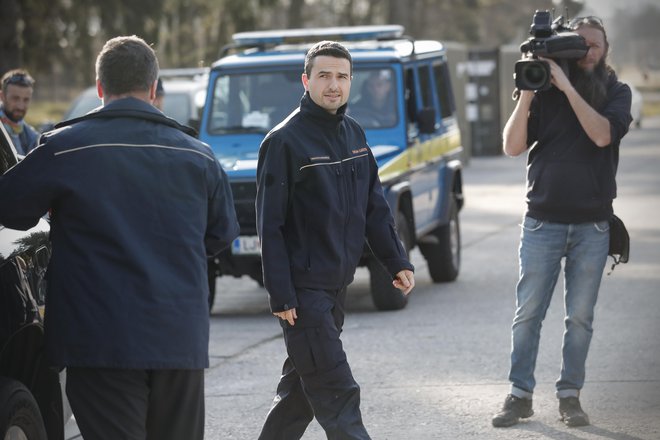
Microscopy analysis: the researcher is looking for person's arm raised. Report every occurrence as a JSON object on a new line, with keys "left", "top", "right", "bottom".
{"left": 502, "top": 90, "right": 534, "bottom": 157}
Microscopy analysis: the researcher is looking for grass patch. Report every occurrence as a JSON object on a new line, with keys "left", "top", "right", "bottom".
{"left": 25, "top": 101, "right": 69, "bottom": 127}
{"left": 643, "top": 100, "right": 660, "bottom": 118}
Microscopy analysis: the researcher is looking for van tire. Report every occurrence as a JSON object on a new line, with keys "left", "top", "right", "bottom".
{"left": 420, "top": 200, "right": 460, "bottom": 282}
{"left": 0, "top": 377, "right": 47, "bottom": 440}
{"left": 368, "top": 212, "right": 410, "bottom": 311}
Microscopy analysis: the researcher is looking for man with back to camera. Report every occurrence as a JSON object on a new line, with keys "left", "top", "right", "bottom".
{"left": 256, "top": 40, "right": 415, "bottom": 439}
{"left": 492, "top": 16, "right": 632, "bottom": 428}
{"left": 0, "top": 35, "right": 239, "bottom": 440}
{"left": 0, "top": 69, "right": 39, "bottom": 155}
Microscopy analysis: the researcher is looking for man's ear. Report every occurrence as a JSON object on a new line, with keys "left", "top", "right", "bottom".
{"left": 301, "top": 73, "right": 309, "bottom": 91}
{"left": 149, "top": 79, "right": 157, "bottom": 101}
{"left": 96, "top": 79, "right": 104, "bottom": 100}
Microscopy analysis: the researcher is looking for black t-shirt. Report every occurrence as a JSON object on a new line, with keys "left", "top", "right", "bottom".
{"left": 524, "top": 73, "right": 632, "bottom": 223}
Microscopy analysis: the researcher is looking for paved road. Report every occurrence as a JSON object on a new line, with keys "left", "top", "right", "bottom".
{"left": 202, "top": 117, "right": 660, "bottom": 440}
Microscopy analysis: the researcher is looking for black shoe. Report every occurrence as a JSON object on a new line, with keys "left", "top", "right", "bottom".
{"left": 492, "top": 394, "right": 534, "bottom": 427}
{"left": 559, "top": 397, "right": 590, "bottom": 427}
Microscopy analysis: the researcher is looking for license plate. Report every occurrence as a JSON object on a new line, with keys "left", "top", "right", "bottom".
{"left": 231, "top": 236, "right": 261, "bottom": 255}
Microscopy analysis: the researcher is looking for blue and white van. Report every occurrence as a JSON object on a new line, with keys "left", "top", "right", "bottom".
{"left": 201, "top": 25, "right": 464, "bottom": 310}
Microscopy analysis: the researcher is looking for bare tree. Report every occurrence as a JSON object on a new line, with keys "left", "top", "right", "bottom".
{"left": 6, "top": 0, "right": 657, "bottom": 103}
{"left": 0, "top": 0, "right": 21, "bottom": 75}
{"left": 288, "top": 0, "right": 305, "bottom": 28}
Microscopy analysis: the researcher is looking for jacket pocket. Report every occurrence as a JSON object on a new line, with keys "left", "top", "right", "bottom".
{"left": 351, "top": 159, "right": 369, "bottom": 206}
{"left": 283, "top": 326, "right": 318, "bottom": 376}
{"left": 282, "top": 309, "right": 345, "bottom": 376}
{"left": 521, "top": 216, "right": 544, "bottom": 232}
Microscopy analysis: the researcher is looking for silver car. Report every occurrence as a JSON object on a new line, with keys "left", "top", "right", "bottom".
{"left": 0, "top": 123, "right": 79, "bottom": 439}
{"left": 63, "top": 68, "right": 208, "bottom": 130}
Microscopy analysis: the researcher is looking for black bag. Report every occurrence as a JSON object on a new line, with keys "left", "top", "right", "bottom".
{"left": 607, "top": 214, "right": 629, "bottom": 274}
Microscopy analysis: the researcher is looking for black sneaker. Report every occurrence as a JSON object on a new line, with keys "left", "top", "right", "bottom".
{"left": 492, "top": 394, "right": 534, "bottom": 427}
{"left": 559, "top": 397, "right": 590, "bottom": 427}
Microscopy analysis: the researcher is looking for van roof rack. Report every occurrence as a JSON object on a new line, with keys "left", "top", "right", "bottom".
{"left": 159, "top": 67, "right": 209, "bottom": 80}
{"left": 220, "top": 25, "right": 405, "bottom": 57}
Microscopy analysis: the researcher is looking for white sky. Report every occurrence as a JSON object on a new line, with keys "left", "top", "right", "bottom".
{"left": 578, "top": 0, "right": 659, "bottom": 19}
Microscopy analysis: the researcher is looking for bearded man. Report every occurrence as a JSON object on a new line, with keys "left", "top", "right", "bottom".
{"left": 0, "top": 69, "right": 39, "bottom": 155}
{"left": 491, "top": 16, "right": 632, "bottom": 428}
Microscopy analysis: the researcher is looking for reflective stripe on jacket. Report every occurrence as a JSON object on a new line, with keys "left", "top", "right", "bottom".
{"left": 0, "top": 97, "right": 239, "bottom": 369}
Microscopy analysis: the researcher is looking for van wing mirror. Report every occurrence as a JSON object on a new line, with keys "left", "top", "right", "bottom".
{"left": 417, "top": 107, "right": 436, "bottom": 134}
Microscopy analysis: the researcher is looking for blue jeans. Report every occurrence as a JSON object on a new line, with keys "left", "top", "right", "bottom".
{"left": 509, "top": 216, "right": 609, "bottom": 399}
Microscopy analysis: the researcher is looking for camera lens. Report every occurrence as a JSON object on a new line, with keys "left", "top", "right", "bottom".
{"left": 523, "top": 64, "right": 548, "bottom": 87}
{"left": 514, "top": 59, "right": 551, "bottom": 91}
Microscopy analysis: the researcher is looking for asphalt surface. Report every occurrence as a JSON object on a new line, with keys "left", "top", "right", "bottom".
{"left": 201, "top": 115, "right": 660, "bottom": 440}
{"left": 63, "top": 117, "right": 659, "bottom": 440}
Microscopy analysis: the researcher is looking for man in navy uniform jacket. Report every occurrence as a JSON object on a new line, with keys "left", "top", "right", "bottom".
{"left": 0, "top": 35, "right": 239, "bottom": 440}
{"left": 256, "top": 40, "right": 415, "bottom": 440}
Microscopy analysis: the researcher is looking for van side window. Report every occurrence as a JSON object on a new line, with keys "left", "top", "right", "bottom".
{"left": 418, "top": 65, "right": 434, "bottom": 111}
{"left": 433, "top": 63, "right": 454, "bottom": 119}
{"left": 404, "top": 68, "right": 417, "bottom": 124}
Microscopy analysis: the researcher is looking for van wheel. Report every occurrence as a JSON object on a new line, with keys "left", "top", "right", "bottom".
{"left": 420, "top": 200, "right": 460, "bottom": 282}
{"left": 0, "top": 377, "right": 47, "bottom": 440}
{"left": 368, "top": 212, "right": 410, "bottom": 311}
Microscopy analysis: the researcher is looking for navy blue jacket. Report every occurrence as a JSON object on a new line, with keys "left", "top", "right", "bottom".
{"left": 526, "top": 73, "right": 632, "bottom": 223}
{"left": 256, "top": 93, "right": 413, "bottom": 312}
{"left": 0, "top": 98, "right": 239, "bottom": 369}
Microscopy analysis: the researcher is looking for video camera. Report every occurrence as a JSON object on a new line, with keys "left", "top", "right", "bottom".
{"left": 515, "top": 10, "right": 589, "bottom": 91}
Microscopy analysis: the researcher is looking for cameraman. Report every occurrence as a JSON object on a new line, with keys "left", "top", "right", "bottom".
{"left": 492, "top": 16, "right": 632, "bottom": 428}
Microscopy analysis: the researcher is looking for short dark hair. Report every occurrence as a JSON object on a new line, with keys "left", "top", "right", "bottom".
{"left": 95, "top": 35, "right": 159, "bottom": 97}
{"left": 1, "top": 69, "right": 35, "bottom": 92}
{"left": 304, "top": 41, "right": 353, "bottom": 77}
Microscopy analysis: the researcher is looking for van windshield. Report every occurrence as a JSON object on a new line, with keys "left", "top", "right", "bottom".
{"left": 208, "top": 67, "right": 398, "bottom": 134}
{"left": 208, "top": 70, "right": 302, "bottom": 134}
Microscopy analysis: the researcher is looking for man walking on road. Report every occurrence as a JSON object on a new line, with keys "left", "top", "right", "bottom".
{"left": 256, "top": 40, "right": 415, "bottom": 439}
{"left": 492, "top": 16, "right": 632, "bottom": 428}
{"left": 0, "top": 35, "right": 239, "bottom": 440}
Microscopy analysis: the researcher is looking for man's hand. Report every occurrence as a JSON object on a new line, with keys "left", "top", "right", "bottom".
{"left": 540, "top": 57, "right": 612, "bottom": 147}
{"left": 273, "top": 308, "right": 297, "bottom": 326}
{"left": 540, "top": 57, "right": 572, "bottom": 93}
{"left": 393, "top": 270, "right": 415, "bottom": 295}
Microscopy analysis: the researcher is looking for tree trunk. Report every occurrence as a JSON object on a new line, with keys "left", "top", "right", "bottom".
{"left": 0, "top": 0, "right": 22, "bottom": 74}
{"left": 287, "top": 0, "right": 305, "bottom": 29}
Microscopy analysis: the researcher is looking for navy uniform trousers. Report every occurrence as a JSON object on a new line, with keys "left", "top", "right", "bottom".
{"left": 259, "top": 287, "right": 371, "bottom": 440}
{"left": 66, "top": 368, "right": 204, "bottom": 440}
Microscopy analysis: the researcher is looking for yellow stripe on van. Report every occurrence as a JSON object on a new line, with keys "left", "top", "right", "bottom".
{"left": 378, "top": 128, "right": 461, "bottom": 184}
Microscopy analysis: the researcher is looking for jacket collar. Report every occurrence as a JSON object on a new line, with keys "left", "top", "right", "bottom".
{"left": 299, "top": 92, "right": 347, "bottom": 129}
{"left": 55, "top": 97, "right": 197, "bottom": 137}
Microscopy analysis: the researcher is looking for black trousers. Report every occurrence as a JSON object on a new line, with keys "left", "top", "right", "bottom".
{"left": 66, "top": 367, "right": 204, "bottom": 440}
{"left": 259, "top": 287, "right": 371, "bottom": 440}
